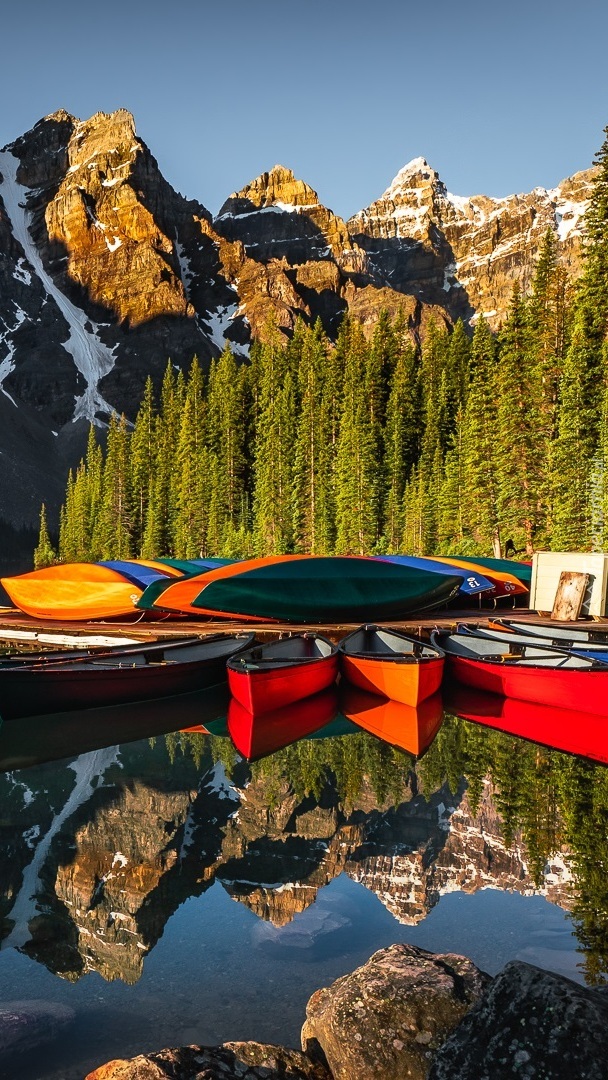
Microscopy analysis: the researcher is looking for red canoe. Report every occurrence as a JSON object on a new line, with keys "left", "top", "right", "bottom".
{"left": 445, "top": 683, "right": 608, "bottom": 765}
{"left": 340, "top": 684, "right": 444, "bottom": 757}
{"left": 227, "top": 632, "right": 339, "bottom": 713}
{"left": 338, "top": 624, "right": 444, "bottom": 707}
{"left": 432, "top": 628, "right": 608, "bottom": 716}
{"left": 227, "top": 685, "right": 339, "bottom": 760}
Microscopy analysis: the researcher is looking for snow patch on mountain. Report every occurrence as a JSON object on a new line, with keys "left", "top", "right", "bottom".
{"left": 2, "top": 747, "right": 120, "bottom": 951}
{"left": 0, "top": 301, "right": 27, "bottom": 405}
{"left": 0, "top": 149, "right": 117, "bottom": 424}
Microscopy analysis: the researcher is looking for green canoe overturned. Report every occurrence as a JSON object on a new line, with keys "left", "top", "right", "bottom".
{"left": 141, "top": 555, "right": 462, "bottom": 623}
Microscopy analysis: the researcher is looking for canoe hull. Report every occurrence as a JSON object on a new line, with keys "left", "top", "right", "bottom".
{"left": 0, "top": 634, "right": 254, "bottom": 720}
{"left": 340, "top": 653, "right": 443, "bottom": 707}
{"left": 228, "top": 652, "right": 339, "bottom": 713}
{"left": 192, "top": 556, "right": 461, "bottom": 622}
{"left": 444, "top": 654, "right": 608, "bottom": 716}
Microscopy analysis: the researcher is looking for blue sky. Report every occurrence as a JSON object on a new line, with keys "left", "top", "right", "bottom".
{"left": 1, "top": 0, "right": 607, "bottom": 218}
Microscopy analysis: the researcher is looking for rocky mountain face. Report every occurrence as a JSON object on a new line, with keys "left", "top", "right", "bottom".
{"left": 0, "top": 736, "right": 573, "bottom": 984}
{"left": 0, "top": 108, "right": 595, "bottom": 534}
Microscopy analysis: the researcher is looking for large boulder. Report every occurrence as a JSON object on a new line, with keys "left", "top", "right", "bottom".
{"left": 301, "top": 942, "right": 490, "bottom": 1080}
{"left": 429, "top": 960, "right": 608, "bottom": 1079}
{"left": 85, "top": 1041, "right": 331, "bottom": 1080}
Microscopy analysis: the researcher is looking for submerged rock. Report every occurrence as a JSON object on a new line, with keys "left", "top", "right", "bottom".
{"left": 0, "top": 999, "right": 74, "bottom": 1057}
{"left": 429, "top": 960, "right": 608, "bottom": 1079}
{"left": 85, "top": 1041, "right": 331, "bottom": 1079}
{"left": 301, "top": 942, "right": 490, "bottom": 1080}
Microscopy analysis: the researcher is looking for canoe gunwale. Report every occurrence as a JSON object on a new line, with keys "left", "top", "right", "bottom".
{"left": 453, "top": 625, "right": 608, "bottom": 668}
{"left": 338, "top": 624, "right": 444, "bottom": 664}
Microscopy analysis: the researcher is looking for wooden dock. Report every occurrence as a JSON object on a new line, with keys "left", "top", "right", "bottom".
{"left": 1, "top": 606, "right": 606, "bottom": 646}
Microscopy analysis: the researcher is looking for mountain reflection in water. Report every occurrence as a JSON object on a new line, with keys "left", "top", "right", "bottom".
{"left": 0, "top": 682, "right": 606, "bottom": 1079}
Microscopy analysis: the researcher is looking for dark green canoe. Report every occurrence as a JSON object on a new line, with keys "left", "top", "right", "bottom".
{"left": 190, "top": 556, "right": 461, "bottom": 623}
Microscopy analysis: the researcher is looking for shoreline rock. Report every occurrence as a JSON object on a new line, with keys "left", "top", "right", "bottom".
{"left": 301, "top": 943, "right": 490, "bottom": 1080}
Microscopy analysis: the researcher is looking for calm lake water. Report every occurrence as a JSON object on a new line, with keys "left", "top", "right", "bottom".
{"left": 0, "top": 680, "right": 605, "bottom": 1080}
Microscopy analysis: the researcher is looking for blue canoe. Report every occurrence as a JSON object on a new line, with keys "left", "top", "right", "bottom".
{"left": 373, "top": 555, "right": 493, "bottom": 596}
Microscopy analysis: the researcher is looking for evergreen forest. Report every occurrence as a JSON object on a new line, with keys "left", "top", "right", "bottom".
{"left": 40, "top": 126, "right": 608, "bottom": 568}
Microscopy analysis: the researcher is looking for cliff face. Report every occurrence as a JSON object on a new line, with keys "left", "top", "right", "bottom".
{"left": 0, "top": 108, "right": 595, "bottom": 529}
{"left": 348, "top": 157, "right": 594, "bottom": 328}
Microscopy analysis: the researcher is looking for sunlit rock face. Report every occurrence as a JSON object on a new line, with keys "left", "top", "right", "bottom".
{"left": 348, "top": 157, "right": 594, "bottom": 329}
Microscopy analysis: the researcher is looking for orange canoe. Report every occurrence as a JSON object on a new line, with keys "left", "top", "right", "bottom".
{"left": 1, "top": 563, "right": 143, "bottom": 621}
{"left": 338, "top": 624, "right": 444, "bottom": 707}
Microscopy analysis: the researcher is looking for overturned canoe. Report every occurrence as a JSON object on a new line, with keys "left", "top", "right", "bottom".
{"left": 144, "top": 555, "right": 462, "bottom": 622}
{"left": 373, "top": 555, "right": 493, "bottom": 596}
{"left": 424, "top": 556, "right": 528, "bottom": 599}
{"left": 339, "top": 624, "right": 444, "bottom": 706}
{"left": 227, "top": 632, "right": 339, "bottom": 712}
{"left": 1, "top": 563, "right": 146, "bottom": 621}
{"left": 438, "top": 556, "right": 532, "bottom": 587}
{"left": 97, "top": 559, "right": 182, "bottom": 588}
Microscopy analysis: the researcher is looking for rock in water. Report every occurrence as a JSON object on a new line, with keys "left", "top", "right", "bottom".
{"left": 85, "top": 1041, "right": 330, "bottom": 1079}
{"left": 0, "top": 999, "right": 74, "bottom": 1057}
{"left": 429, "top": 960, "right": 608, "bottom": 1079}
{"left": 301, "top": 942, "right": 490, "bottom": 1080}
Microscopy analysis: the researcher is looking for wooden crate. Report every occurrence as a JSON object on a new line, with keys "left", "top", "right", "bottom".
{"left": 531, "top": 552, "right": 608, "bottom": 618}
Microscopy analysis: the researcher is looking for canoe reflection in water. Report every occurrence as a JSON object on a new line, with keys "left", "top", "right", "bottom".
{"left": 339, "top": 684, "right": 444, "bottom": 758}
{"left": 227, "top": 685, "right": 343, "bottom": 760}
{"left": 0, "top": 684, "right": 232, "bottom": 771}
{"left": 445, "top": 684, "right": 608, "bottom": 766}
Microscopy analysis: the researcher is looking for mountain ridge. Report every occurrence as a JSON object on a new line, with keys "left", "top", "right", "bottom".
{"left": 0, "top": 107, "right": 597, "bottom": 535}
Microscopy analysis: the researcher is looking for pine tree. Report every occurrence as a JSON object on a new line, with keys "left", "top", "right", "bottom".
{"left": 550, "top": 308, "right": 604, "bottom": 550}
{"left": 495, "top": 288, "right": 540, "bottom": 552}
{"left": 33, "top": 504, "right": 56, "bottom": 568}
{"left": 382, "top": 344, "right": 420, "bottom": 551}
{"left": 527, "top": 229, "right": 571, "bottom": 545}
{"left": 129, "top": 377, "right": 157, "bottom": 555}
{"left": 437, "top": 413, "right": 467, "bottom": 550}
{"left": 293, "top": 321, "right": 335, "bottom": 552}
{"left": 252, "top": 330, "right": 296, "bottom": 554}
{"left": 550, "top": 127, "right": 608, "bottom": 549}
{"left": 206, "top": 346, "right": 248, "bottom": 554}
{"left": 458, "top": 317, "right": 499, "bottom": 553}
{"left": 141, "top": 362, "right": 182, "bottom": 557}
{"left": 335, "top": 320, "right": 380, "bottom": 553}
{"left": 93, "top": 413, "right": 132, "bottom": 559}
{"left": 172, "top": 365, "right": 212, "bottom": 558}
